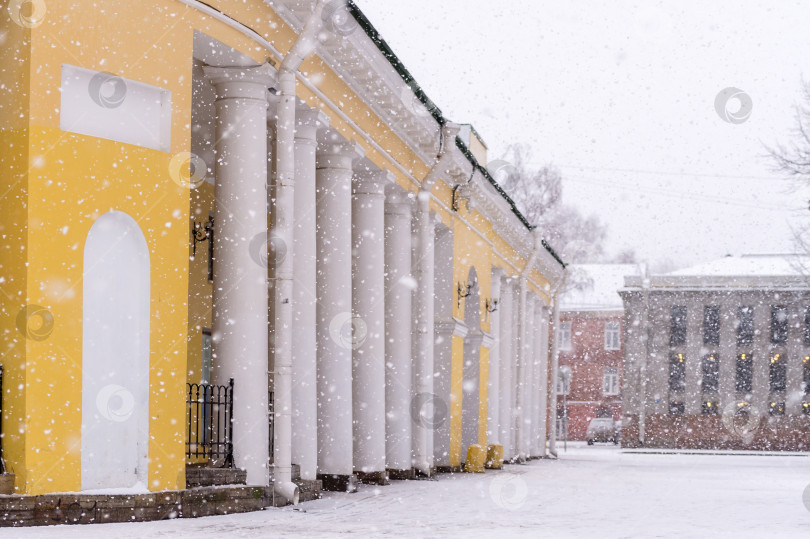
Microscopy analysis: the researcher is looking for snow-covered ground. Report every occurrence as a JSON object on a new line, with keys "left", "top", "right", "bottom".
{"left": 9, "top": 443, "right": 810, "bottom": 538}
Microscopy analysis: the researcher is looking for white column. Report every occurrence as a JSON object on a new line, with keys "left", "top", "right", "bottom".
{"left": 487, "top": 268, "right": 504, "bottom": 445}
{"left": 521, "top": 294, "right": 537, "bottom": 457}
{"left": 351, "top": 162, "right": 392, "bottom": 483}
{"left": 548, "top": 289, "right": 562, "bottom": 456}
{"left": 498, "top": 278, "right": 515, "bottom": 460}
{"left": 291, "top": 105, "right": 329, "bottom": 482}
{"left": 514, "top": 282, "right": 529, "bottom": 461}
{"left": 510, "top": 283, "right": 521, "bottom": 456}
{"left": 315, "top": 131, "right": 364, "bottom": 491}
{"left": 412, "top": 189, "right": 436, "bottom": 475}
{"left": 204, "top": 64, "right": 275, "bottom": 486}
{"left": 533, "top": 304, "right": 550, "bottom": 457}
{"left": 384, "top": 186, "right": 414, "bottom": 476}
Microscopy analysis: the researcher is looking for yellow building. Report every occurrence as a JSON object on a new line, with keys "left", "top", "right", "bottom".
{"left": 0, "top": 0, "right": 565, "bottom": 520}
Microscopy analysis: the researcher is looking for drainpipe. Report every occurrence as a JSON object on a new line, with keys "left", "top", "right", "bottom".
{"left": 639, "top": 266, "right": 651, "bottom": 446}
{"left": 547, "top": 268, "right": 567, "bottom": 458}
{"left": 514, "top": 230, "right": 543, "bottom": 461}
{"left": 270, "top": 0, "right": 328, "bottom": 506}
{"left": 175, "top": 0, "right": 328, "bottom": 504}
{"left": 413, "top": 121, "right": 461, "bottom": 476}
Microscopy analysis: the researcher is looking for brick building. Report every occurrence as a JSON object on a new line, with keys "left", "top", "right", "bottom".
{"left": 620, "top": 255, "right": 810, "bottom": 450}
{"left": 556, "top": 265, "right": 641, "bottom": 441}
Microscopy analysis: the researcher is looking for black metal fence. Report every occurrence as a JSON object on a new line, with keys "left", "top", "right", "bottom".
{"left": 186, "top": 379, "right": 234, "bottom": 467}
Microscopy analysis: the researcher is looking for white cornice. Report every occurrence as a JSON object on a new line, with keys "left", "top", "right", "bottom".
{"left": 271, "top": 1, "right": 442, "bottom": 165}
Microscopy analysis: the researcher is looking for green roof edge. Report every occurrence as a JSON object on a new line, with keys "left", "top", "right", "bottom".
{"left": 347, "top": 1, "right": 445, "bottom": 126}
{"left": 454, "top": 137, "right": 567, "bottom": 269}
{"left": 347, "top": 1, "right": 565, "bottom": 269}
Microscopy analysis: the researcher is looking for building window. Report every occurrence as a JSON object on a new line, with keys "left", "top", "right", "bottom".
{"left": 771, "top": 306, "right": 788, "bottom": 345}
{"left": 702, "top": 353, "right": 719, "bottom": 393}
{"left": 669, "top": 400, "right": 685, "bottom": 415}
{"left": 669, "top": 352, "right": 686, "bottom": 392}
{"left": 768, "top": 401, "right": 785, "bottom": 416}
{"left": 702, "top": 306, "right": 720, "bottom": 346}
{"left": 805, "top": 308, "right": 810, "bottom": 346}
{"left": 769, "top": 353, "right": 787, "bottom": 392}
{"left": 701, "top": 400, "right": 719, "bottom": 415}
{"left": 558, "top": 321, "right": 572, "bottom": 351}
{"left": 735, "top": 353, "right": 753, "bottom": 393}
{"left": 670, "top": 306, "right": 687, "bottom": 346}
{"left": 604, "top": 321, "right": 620, "bottom": 350}
{"left": 603, "top": 367, "right": 619, "bottom": 395}
{"left": 737, "top": 306, "right": 754, "bottom": 347}
{"left": 804, "top": 355, "right": 810, "bottom": 394}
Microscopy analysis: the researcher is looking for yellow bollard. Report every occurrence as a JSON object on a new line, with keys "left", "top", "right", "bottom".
{"left": 485, "top": 444, "right": 504, "bottom": 469}
{"left": 463, "top": 444, "right": 486, "bottom": 473}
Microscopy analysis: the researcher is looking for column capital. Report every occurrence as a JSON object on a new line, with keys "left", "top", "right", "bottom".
{"left": 492, "top": 266, "right": 506, "bottom": 281}
{"left": 435, "top": 317, "right": 467, "bottom": 339}
{"left": 203, "top": 63, "right": 276, "bottom": 101}
{"left": 353, "top": 158, "right": 394, "bottom": 196}
{"left": 466, "top": 329, "right": 485, "bottom": 347}
{"left": 501, "top": 276, "right": 515, "bottom": 292}
{"left": 296, "top": 104, "right": 330, "bottom": 142}
{"left": 316, "top": 130, "right": 364, "bottom": 170}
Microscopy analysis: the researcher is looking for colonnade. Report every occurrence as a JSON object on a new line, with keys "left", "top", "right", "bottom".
{"left": 203, "top": 64, "right": 554, "bottom": 492}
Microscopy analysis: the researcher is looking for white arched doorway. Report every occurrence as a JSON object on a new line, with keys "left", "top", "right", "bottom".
{"left": 461, "top": 267, "right": 482, "bottom": 456}
{"left": 81, "top": 211, "right": 150, "bottom": 490}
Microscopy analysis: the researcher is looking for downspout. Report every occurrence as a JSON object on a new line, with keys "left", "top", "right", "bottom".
{"left": 413, "top": 121, "right": 461, "bottom": 476}
{"left": 639, "top": 266, "right": 651, "bottom": 446}
{"left": 514, "top": 229, "right": 543, "bottom": 461}
{"left": 271, "top": 0, "right": 328, "bottom": 505}
{"left": 547, "top": 268, "right": 567, "bottom": 458}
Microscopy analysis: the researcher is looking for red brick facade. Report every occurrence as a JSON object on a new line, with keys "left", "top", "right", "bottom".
{"left": 557, "top": 310, "right": 624, "bottom": 441}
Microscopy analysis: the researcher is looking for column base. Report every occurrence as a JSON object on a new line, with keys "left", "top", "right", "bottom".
{"left": 414, "top": 466, "right": 439, "bottom": 478}
{"left": 317, "top": 473, "right": 358, "bottom": 493}
{"left": 355, "top": 470, "right": 390, "bottom": 485}
{"left": 386, "top": 468, "right": 416, "bottom": 481}
{"left": 435, "top": 465, "right": 461, "bottom": 474}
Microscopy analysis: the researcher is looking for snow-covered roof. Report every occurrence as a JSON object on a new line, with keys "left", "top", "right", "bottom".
{"left": 667, "top": 254, "right": 809, "bottom": 277}
{"left": 561, "top": 264, "right": 642, "bottom": 311}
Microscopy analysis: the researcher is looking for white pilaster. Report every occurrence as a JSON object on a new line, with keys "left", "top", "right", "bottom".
{"left": 351, "top": 161, "right": 392, "bottom": 481}
{"left": 315, "top": 131, "right": 364, "bottom": 489}
{"left": 487, "top": 268, "right": 504, "bottom": 445}
{"left": 384, "top": 186, "right": 414, "bottom": 474}
{"left": 434, "top": 318, "right": 467, "bottom": 468}
{"left": 204, "top": 64, "right": 276, "bottom": 486}
{"left": 498, "top": 277, "right": 515, "bottom": 460}
{"left": 290, "top": 105, "right": 329, "bottom": 482}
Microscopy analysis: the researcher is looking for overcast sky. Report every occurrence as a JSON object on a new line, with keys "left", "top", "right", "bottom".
{"left": 357, "top": 0, "right": 810, "bottom": 270}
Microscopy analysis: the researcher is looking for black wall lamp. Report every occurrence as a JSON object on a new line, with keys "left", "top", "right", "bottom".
{"left": 457, "top": 281, "right": 472, "bottom": 307}
{"left": 485, "top": 298, "right": 499, "bottom": 313}
{"left": 191, "top": 214, "right": 214, "bottom": 282}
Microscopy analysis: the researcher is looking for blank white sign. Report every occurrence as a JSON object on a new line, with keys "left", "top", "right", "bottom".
{"left": 60, "top": 64, "right": 172, "bottom": 152}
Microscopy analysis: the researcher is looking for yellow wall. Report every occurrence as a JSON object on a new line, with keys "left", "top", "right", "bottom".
{"left": 0, "top": 12, "right": 32, "bottom": 492}
{"left": 1, "top": 0, "right": 560, "bottom": 493}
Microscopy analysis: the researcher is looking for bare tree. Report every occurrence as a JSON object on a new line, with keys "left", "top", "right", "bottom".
{"left": 494, "top": 144, "right": 608, "bottom": 264}
{"left": 769, "top": 81, "right": 810, "bottom": 268}
{"left": 770, "top": 81, "right": 810, "bottom": 181}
